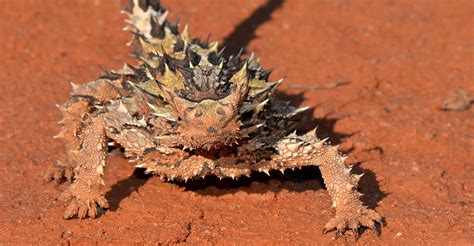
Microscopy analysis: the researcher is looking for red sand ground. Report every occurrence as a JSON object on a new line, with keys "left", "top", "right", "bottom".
{"left": 0, "top": 0, "right": 473, "bottom": 244}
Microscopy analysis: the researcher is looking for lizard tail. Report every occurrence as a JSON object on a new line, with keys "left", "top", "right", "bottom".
{"left": 123, "top": 0, "right": 194, "bottom": 60}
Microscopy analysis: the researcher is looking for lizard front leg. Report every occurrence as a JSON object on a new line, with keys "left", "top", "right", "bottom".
{"left": 277, "top": 130, "right": 382, "bottom": 239}
{"left": 58, "top": 116, "right": 109, "bottom": 219}
{"left": 59, "top": 104, "right": 156, "bottom": 219}
{"left": 245, "top": 130, "right": 383, "bottom": 239}
{"left": 45, "top": 79, "right": 121, "bottom": 183}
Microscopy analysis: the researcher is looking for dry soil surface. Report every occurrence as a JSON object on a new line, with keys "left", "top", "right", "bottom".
{"left": 0, "top": 0, "right": 473, "bottom": 245}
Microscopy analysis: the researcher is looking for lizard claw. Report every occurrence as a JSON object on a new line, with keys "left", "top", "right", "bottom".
{"left": 58, "top": 183, "right": 109, "bottom": 219}
{"left": 323, "top": 207, "right": 383, "bottom": 240}
{"left": 63, "top": 196, "right": 109, "bottom": 219}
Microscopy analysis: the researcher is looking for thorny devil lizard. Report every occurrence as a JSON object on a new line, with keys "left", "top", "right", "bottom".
{"left": 45, "top": 0, "right": 383, "bottom": 240}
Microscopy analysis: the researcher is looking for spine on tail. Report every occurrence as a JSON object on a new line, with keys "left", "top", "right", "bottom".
{"left": 124, "top": 0, "right": 170, "bottom": 39}
{"left": 124, "top": 0, "right": 191, "bottom": 59}
{"left": 123, "top": 0, "right": 221, "bottom": 63}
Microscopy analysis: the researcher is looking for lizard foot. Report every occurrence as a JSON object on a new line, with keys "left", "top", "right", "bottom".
{"left": 58, "top": 184, "right": 109, "bottom": 219}
{"left": 323, "top": 207, "right": 382, "bottom": 240}
{"left": 44, "top": 161, "right": 74, "bottom": 183}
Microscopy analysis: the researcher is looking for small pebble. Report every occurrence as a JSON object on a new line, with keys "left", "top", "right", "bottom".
{"left": 441, "top": 88, "right": 472, "bottom": 111}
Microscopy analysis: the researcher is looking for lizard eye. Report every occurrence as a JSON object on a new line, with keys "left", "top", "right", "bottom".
{"left": 194, "top": 109, "right": 203, "bottom": 117}
{"left": 216, "top": 107, "right": 225, "bottom": 116}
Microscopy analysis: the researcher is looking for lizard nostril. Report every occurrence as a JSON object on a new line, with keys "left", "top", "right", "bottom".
{"left": 207, "top": 126, "right": 217, "bottom": 133}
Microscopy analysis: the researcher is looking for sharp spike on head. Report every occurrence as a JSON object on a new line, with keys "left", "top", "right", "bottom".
{"left": 242, "top": 61, "right": 248, "bottom": 70}
{"left": 229, "top": 61, "right": 248, "bottom": 84}
{"left": 209, "top": 41, "right": 218, "bottom": 51}
{"left": 164, "top": 62, "right": 173, "bottom": 76}
{"left": 217, "top": 47, "right": 226, "bottom": 56}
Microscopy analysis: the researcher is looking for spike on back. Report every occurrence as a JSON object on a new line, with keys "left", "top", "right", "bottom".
{"left": 122, "top": 0, "right": 291, "bottom": 150}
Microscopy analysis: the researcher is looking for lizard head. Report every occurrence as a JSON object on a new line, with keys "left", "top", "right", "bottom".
{"left": 174, "top": 98, "right": 242, "bottom": 149}
{"left": 140, "top": 50, "right": 252, "bottom": 150}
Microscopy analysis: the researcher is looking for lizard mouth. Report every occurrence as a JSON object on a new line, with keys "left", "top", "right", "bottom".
{"left": 190, "top": 136, "right": 240, "bottom": 151}
{"left": 181, "top": 143, "right": 240, "bottom": 160}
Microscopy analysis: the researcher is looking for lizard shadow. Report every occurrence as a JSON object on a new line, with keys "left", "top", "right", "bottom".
{"left": 106, "top": 167, "right": 151, "bottom": 212}
{"left": 222, "top": 0, "right": 285, "bottom": 56}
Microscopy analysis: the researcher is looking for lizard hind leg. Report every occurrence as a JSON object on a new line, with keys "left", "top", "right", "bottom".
{"left": 44, "top": 160, "right": 75, "bottom": 183}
